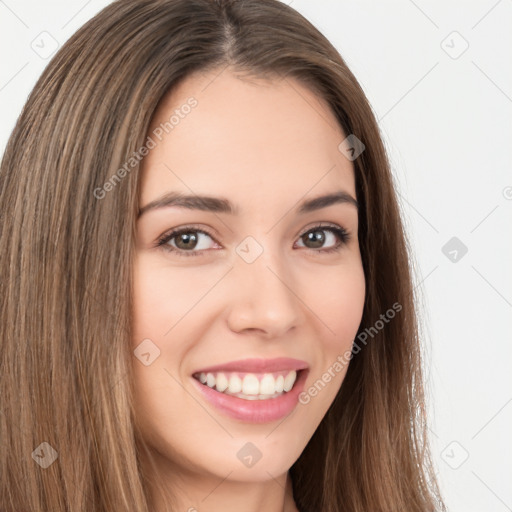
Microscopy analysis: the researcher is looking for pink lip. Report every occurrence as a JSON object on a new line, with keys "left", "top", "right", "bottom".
{"left": 192, "top": 357, "right": 309, "bottom": 375}
{"left": 191, "top": 368, "right": 309, "bottom": 423}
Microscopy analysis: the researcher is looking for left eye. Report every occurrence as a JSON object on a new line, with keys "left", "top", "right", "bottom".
{"left": 156, "top": 224, "right": 350, "bottom": 257}
{"left": 296, "top": 226, "right": 348, "bottom": 251}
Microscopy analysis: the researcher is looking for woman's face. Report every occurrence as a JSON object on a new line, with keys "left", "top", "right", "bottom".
{"left": 132, "top": 68, "right": 365, "bottom": 485}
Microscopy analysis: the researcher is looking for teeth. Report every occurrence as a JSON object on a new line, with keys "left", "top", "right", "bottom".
{"left": 196, "top": 370, "right": 298, "bottom": 399}
{"left": 206, "top": 373, "right": 216, "bottom": 388}
{"left": 228, "top": 374, "right": 242, "bottom": 393}
{"left": 260, "top": 374, "right": 276, "bottom": 395}
{"left": 283, "top": 372, "right": 296, "bottom": 392}
{"left": 215, "top": 372, "right": 229, "bottom": 392}
{"left": 242, "top": 374, "right": 260, "bottom": 395}
{"left": 275, "top": 375, "right": 284, "bottom": 393}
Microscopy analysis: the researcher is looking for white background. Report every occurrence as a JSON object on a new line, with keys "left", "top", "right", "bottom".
{"left": 1, "top": 1, "right": 511, "bottom": 510}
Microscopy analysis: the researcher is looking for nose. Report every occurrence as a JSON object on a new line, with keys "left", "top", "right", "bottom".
{"left": 225, "top": 245, "right": 303, "bottom": 338}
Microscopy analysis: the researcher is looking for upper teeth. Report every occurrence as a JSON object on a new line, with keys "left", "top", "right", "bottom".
{"left": 195, "top": 370, "right": 298, "bottom": 397}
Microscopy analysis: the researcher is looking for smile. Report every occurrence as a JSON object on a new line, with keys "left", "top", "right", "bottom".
{"left": 192, "top": 370, "right": 298, "bottom": 400}
{"left": 191, "top": 369, "right": 309, "bottom": 423}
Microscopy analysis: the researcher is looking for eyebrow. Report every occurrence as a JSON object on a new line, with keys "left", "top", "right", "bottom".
{"left": 137, "top": 190, "right": 358, "bottom": 218}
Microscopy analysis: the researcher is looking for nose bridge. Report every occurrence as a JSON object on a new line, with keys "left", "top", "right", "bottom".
{"left": 225, "top": 234, "right": 302, "bottom": 335}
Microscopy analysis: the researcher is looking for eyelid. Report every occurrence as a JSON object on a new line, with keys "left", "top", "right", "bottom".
{"left": 297, "top": 221, "right": 344, "bottom": 238}
{"left": 155, "top": 222, "right": 350, "bottom": 257}
{"left": 155, "top": 224, "right": 220, "bottom": 253}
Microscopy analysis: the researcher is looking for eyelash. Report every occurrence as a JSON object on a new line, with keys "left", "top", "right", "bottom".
{"left": 155, "top": 223, "right": 351, "bottom": 258}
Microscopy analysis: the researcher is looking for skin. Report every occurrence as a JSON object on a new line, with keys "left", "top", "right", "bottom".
{"left": 132, "top": 67, "right": 366, "bottom": 512}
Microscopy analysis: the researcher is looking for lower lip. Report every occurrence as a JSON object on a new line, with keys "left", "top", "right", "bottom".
{"left": 191, "top": 369, "right": 309, "bottom": 424}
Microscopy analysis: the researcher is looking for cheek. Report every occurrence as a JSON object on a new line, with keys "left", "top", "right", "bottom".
{"left": 131, "top": 254, "right": 220, "bottom": 343}
{"left": 306, "top": 261, "right": 366, "bottom": 349}
{"left": 291, "top": 262, "right": 365, "bottom": 435}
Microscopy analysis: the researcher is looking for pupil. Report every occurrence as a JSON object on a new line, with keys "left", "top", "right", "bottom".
{"left": 174, "top": 230, "right": 327, "bottom": 251}
{"left": 306, "top": 230, "right": 324, "bottom": 248}
{"left": 177, "top": 232, "right": 197, "bottom": 249}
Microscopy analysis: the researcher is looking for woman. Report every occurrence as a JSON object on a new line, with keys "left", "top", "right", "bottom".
{"left": 0, "top": 0, "right": 446, "bottom": 511}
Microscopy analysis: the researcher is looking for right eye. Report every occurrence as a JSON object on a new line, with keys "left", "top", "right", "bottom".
{"left": 156, "top": 226, "right": 220, "bottom": 257}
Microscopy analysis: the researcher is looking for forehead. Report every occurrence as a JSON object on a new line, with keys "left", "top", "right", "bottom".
{"left": 139, "top": 69, "right": 355, "bottom": 211}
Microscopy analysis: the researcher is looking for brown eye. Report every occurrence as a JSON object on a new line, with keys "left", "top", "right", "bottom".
{"left": 174, "top": 231, "right": 200, "bottom": 250}
{"left": 157, "top": 224, "right": 350, "bottom": 258}
{"left": 296, "top": 225, "right": 349, "bottom": 252}
{"left": 302, "top": 229, "right": 326, "bottom": 249}
{"left": 157, "top": 227, "right": 218, "bottom": 257}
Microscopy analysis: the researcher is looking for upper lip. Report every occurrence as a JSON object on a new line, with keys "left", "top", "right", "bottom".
{"left": 192, "top": 357, "right": 309, "bottom": 375}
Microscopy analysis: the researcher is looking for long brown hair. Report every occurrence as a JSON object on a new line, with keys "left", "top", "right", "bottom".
{"left": 0, "top": 0, "right": 446, "bottom": 510}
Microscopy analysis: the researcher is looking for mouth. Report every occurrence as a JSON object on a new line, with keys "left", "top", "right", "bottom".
{"left": 190, "top": 367, "right": 310, "bottom": 423}
{"left": 192, "top": 368, "right": 305, "bottom": 401}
